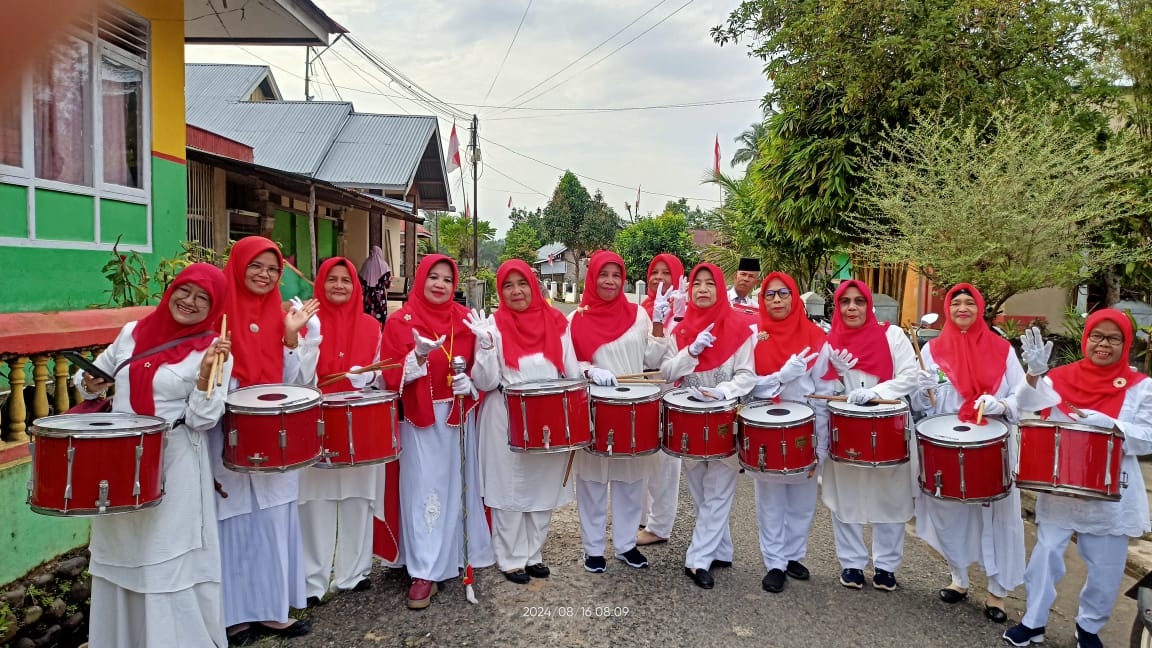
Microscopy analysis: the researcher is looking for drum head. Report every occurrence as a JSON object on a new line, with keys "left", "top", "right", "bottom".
{"left": 918, "top": 414, "right": 1007, "bottom": 443}
{"left": 1019, "top": 417, "right": 1116, "bottom": 435}
{"left": 228, "top": 384, "right": 320, "bottom": 409}
{"left": 505, "top": 379, "right": 586, "bottom": 395}
{"left": 32, "top": 413, "right": 167, "bottom": 436}
{"left": 827, "top": 400, "right": 908, "bottom": 416}
{"left": 662, "top": 388, "right": 737, "bottom": 410}
{"left": 740, "top": 400, "right": 814, "bottom": 425}
{"left": 590, "top": 384, "right": 661, "bottom": 402}
{"left": 322, "top": 390, "right": 399, "bottom": 406}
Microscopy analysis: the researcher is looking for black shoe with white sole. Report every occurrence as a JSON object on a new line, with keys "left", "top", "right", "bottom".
{"left": 1002, "top": 623, "right": 1045, "bottom": 646}
{"left": 617, "top": 547, "right": 649, "bottom": 568}
{"left": 584, "top": 555, "right": 607, "bottom": 573}
{"left": 839, "top": 568, "right": 865, "bottom": 589}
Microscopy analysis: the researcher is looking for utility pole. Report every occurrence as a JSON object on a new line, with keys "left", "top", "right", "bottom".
{"left": 303, "top": 47, "right": 311, "bottom": 101}
{"left": 468, "top": 114, "right": 480, "bottom": 272}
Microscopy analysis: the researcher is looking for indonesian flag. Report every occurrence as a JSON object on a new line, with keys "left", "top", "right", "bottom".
{"left": 464, "top": 203, "right": 470, "bottom": 220}
{"left": 508, "top": 195, "right": 513, "bottom": 209}
{"left": 447, "top": 122, "right": 461, "bottom": 171}
{"left": 714, "top": 135, "right": 721, "bottom": 175}
{"left": 635, "top": 185, "right": 641, "bottom": 214}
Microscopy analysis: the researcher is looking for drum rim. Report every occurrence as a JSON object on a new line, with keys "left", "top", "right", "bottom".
{"left": 584, "top": 446, "right": 661, "bottom": 457}
{"left": 737, "top": 456, "right": 815, "bottom": 474}
{"left": 321, "top": 389, "right": 400, "bottom": 407}
{"left": 1018, "top": 418, "right": 1124, "bottom": 437}
{"left": 1016, "top": 480, "right": 1121, "bottom": 502}
{"left": 31, "top": 413, "right": 169, "bottom": 438}
{"left": 661, "top": 446, "right": 737, "bottom": 460}
{"left": 829, "top": 455, "right": 910, "bottom": 467}
{"left": 739, "top": 399, "right": 816, "bottom": 425}
{"left": 223, "top": 452, "right": 321, "bottom": 472}
{"left": 29, "top": 497, "right": 163, "bottom": 517}
{"left": 827, "top": 400, "right": 908, "bottom": 416}
{"left": 314, "top": 448, "right": 403, "bottom": 468}
{"left": 509, "top": 440, "right": 591, "bottom": 454}
{"left": 227, "top": 384, "right": 323, "bottom": 414}
{"left": 917, "top": 484, "right": 1012, "bottom": 503}
{"left": 916, "top": 413, "right": 1009, "bottom": 445}
{"left": 504, "top": 379, "right": 588, "bottom": 396}
{"left": 662, "top": 388, "right": 737, "bottom": 412}
{"left": 589, "top": 386, "right": 664, "bottom": 404}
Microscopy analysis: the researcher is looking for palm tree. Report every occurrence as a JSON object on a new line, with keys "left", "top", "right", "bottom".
{"left": 731, "top": 108, "right": 773, "bottom": 167}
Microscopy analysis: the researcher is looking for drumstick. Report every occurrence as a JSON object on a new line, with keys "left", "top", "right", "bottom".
{"left": 616, "top": 378, "right": 668, "bottom": 385}
{"left": 215, "top": 315, "right": 228, "bottom": 387}
{"left": 616, "top": 370, "right": 663, "bottom": 380}
{"left": 317, "top": 359, "right": 397, "bottom": 383}
{"left": 909, "top": 326, "right": 937, "bottom": 407}
{"left": 561, "top": 450, "right": 576, "bottom": 487}
{"left": 206, "top": 351, "right": 219, "bottom": 400}
{"left": 805, "top": 393, "right": 904, "bottom": 406}
{"left": 976, "top": 399, "right": 986, "bottom": 425}
{"left": 317, "top": 364, "right": 401, "bottom": 388}
{"left": 1064, "top": 402, "right": 1086, "bottom": 417}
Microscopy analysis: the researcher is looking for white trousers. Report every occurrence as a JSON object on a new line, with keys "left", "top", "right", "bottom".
{"left": 683, "top": 460, "right": 737, "bottom": 570}
{"left": 832, "top": 515, "right": 906, "bottom": 572}
{"left": 753, "top": 477, "right": 819, "bottom": 571}
{"left": 641, "top": 454, "right": 681, "bottom": 538}
{"left": 924, "top": 498, "right": 1014, "bottom": 597}
{"left": 1021, "top": 524, "right": 1129, "bottom": 633}
{"left": 299, "top": 498, "right": 374, "bottom": 598}
{"left": 576, "top": 478, "right": 644, "bottom": 558}
{"left": 490, "top": 508, "right": 554, "bottom": 571}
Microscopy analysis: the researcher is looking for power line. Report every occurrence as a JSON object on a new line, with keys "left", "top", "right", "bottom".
{"left": 482, "top": 97, "right": 760, "bottom": 121}
{"left": 482, "top": 0, "right": 534, "bottom": 105}
{"left": 483, "top": 162, "right": 549, "bottom": 197}
{"left": 343, "top": 35, "right": 472, "bottom": 122}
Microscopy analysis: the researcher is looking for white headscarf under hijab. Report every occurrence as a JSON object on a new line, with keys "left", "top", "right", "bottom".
{"left": 359, "top": 245, "right": 392, "bottom": 287}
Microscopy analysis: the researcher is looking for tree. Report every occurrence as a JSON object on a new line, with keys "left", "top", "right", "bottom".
{"left": 662, "top": 198, "right": 721, "bottom": 231}
{"left": 612, "top": 213, "right": 698, "bottom": 282}
{"left": 479, "top": 238, "right": 504, "bottom": 268}
{"left": 436, "top": 213, "right": 495, "bottom": 267}
{"left": 501, "top": 223, "right": 541, "bottom": 265}
{"left": 509, "top": 206, "right": 545, "bottom": 235}
{"left": 848, "top": 109, "right": 1148, "bottom": 319}
{"left": 731, "top": 110, "right": 771, "bottom": 167}
{"left": 541, "top": 172, "right": 620, "bottom": 260}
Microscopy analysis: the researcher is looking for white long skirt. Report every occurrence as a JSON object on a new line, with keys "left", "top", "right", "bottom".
{"left": 218, "top": 496, "right": 306, "bottom": 626}
{"left": 89, "top": 577, "right": 225, "bottom": 647}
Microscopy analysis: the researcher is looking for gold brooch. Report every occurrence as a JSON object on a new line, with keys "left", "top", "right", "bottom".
{"left": 1114, "top": 377, "right": 1127, "bottom": 388}
{"left": 757, "top": 332, "right": 769, "bottom": 342}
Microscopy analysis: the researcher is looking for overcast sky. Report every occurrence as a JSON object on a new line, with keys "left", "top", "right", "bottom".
{"left": 186, "top": 0, "right": 768, "bottom": 236}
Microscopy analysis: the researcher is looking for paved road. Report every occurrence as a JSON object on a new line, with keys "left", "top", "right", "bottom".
{"left": 278, "top": 475, "right": 1138, "bottom": 648}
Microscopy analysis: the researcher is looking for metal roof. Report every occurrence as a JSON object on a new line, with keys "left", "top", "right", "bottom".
{"left": 185, "top": 64, "right": 281, "bottom": 123}
{"left": 357, "top": 192, "right": 414, "bottom": 214}
{"left": 535, "top": 242, "right": 567, "bottom": 263}
{"left": 315, "top": 113, "right": 438, "bottom": 190}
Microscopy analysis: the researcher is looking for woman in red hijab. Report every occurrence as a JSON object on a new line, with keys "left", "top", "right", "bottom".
{"left": 78, "top": 264, "right": 232, "bottom": 647}
{"left": 1005, "top": 311, "right": 1152, "bottom": 647}
{"left": 567, "top": 251, "right": 674, "bottom": 576}
{"left": 469, "top": 259, "right": 580, "bottom": 583}
{"left": 298, "top": 257, "right": 383, "bottom": 605}
{"left": 745, "top": 271, "right": 837, "bottom": 594}
{"left": 911, "top": 283, "right": 1025, "bottom": 623}
{"left": 660, "top": 263, "right": 757, "bottom": 590}
{"left": 378, "top": 254, "right": 494, "bottom": 610}
{"left": 210, "top": 236, "right": 321, "bottom": 644}
{"left": 820, "top": 279, "right": 920, "bottom": 593}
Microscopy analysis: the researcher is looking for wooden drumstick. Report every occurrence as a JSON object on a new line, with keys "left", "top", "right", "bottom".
{"left": 561, "top": 450, "right": 576, "bottom": 487}
{"left": 318, "top": 364, "right": 401, "bottom": 388}
{"left": 616, "top": 378, "right": 668, "bottom": 385}
{"left": 909, "top": 326, "right": 937, "bottom": 407}
{"left": 805, "top": 393, "right": 904, "bottom": 406}
{"left": 616, "top": 370, "right": 663, "bottom": 380}
{"left": 976, "top": 399, "right": 986, "bottom": 425}
{"left": 214, "top": 314, "right": 228, "bottom": 388}
{"left": 1064, "top": 402, "right": 1086, "bottom": 417}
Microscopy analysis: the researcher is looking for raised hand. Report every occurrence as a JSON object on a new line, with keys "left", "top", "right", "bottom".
{"left": 777, "top": 346, "right": 818, "bottom": 384}
{"left": 973, "top": 394, "right": 1006, "bottom": 416}
{"left": 1020, "top": 327, "right": 1053, "bottom": 376}
{"left": 412, "top": 329, "right": 446, "bottom": 357}
{"left": 286, "top": 297, "right": 320, "bottom": 336}
{"left": 671, "top": 276, "right": 689, "bottom": 318}
{"left": 652, "top": 282, "right": 672, "bottom": 324}
{"left": 828, "top": 348, "right": 858, "bottom": 376}
{"left": 688, "top": 323, "right": 716, "bottom": 357}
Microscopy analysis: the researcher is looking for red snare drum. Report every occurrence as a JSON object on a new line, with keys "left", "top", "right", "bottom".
{"left": 828, "top": 400, "right": 910, "bottom": 466}
{"left": 28, "top": 413, "right": 167, "bottom": 516}
{"left": 661, "top": 388, "right": 738, "bottom": 460}
{"left": 588, "top": 384, "right": 662, "bottom": 457}
{"left": 917, "top": 414, "right": 1011, "bottom": 502}
{"left": 1017, "top": 419, "right": 1125, "bottom": 501}
{"left": 505, "top": 379, "right": 592, "bottom": 453}
{"left": 738, "top": 400, "right": 816, "bottom": 474}
{"left": 225, "top": 384, "right": 323, "bottom": 472}
{"left": 318, "top": 390, "right": 401, "bottom": 468}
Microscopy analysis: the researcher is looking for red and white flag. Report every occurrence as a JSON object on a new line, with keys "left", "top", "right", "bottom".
{"left": 635, "top": 185, "right": 641, "bottom": 214}
{"left": 714, "top": 135, "right": 721, "bottom": 176}
{"left": 508, "top": 195, "right": 513, "bottom": 209}
{"left": 447, "top": 123, "right": 461, "bottom": 171}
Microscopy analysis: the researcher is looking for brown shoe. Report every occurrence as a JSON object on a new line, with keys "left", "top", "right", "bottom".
{"left": 636, "top": 529, "right": 667, "bottom": 546}
{"left": 407, "top": 578, "right": 438, "bottom": 610}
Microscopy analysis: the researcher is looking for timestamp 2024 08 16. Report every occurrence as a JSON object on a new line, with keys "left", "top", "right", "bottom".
{"left": 522, "top": 606, "right": 630, "bottom": 618}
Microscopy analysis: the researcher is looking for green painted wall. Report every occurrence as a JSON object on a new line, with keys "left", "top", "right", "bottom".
{"left": 0, "top": 460, "right": 90, "bottom": 584}
{"left": 100, "top": 199, "right": 149, "bottom": 245}
{"left": 318, "top": 219, "right": 335, "bottom": 262}
{"left": 35, "top": 190, "right": 95, "bottom": 242}
{"left": 271, "top": 210, "right": 296, "bottom": 258}
{"left": 0, "top": 184, "right": 27, "bottom": 237}
{"left": 293, "top": 211, "right": 312, "bottom": 278}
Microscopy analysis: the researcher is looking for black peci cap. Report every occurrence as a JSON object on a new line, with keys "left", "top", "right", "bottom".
{"left": 737, "top": 257, "right": 761, "bottom": 273}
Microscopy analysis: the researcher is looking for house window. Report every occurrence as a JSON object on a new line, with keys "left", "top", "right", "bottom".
{"left": 101, "top": 55, "right": 143, "bottom": 188}
{"left": 0, "top": 93, "right": 19, "bottom": 167}
{"left": 34, "top": 36, "right": 91, "bottom": 185}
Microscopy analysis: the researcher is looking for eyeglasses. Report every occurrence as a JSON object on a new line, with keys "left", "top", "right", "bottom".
{"left": 1087, "top": 332, "right": 1124, "bottom": 346}
{"left": 247, "top": 262, "right": 282, "bottom": 277}
{"left": 763, "top": 288, "right": 793, "bottom": 299}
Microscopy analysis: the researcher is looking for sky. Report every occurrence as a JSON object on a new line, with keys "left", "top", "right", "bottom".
{"left": 186, "top": 0, "right": 769, "bottom": 237}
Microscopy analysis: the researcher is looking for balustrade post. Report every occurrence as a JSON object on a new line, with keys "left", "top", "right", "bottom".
{"left": 54, "top": 354, "right": 71, "bottom": 414}
{"left": 7, "top": 356, "right": 29, "bottom": 443}
{"left": 0, "top": 358, "right": 6, "bottom": 442}
{"left": 32, "top": 354, "right": 50, "bottom": 419}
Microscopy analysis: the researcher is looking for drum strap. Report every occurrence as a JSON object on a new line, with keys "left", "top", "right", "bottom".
{"left": 111, "top": 332, "right": 215, "bottom": 376}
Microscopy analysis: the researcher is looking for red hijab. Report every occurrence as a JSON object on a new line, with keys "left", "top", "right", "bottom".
{"left": 640, "top": 253, "right": 685, "bottom": 318}
{"left": 379, "top": 254, "right": 476, "bottom": 427}
{"left": 221, "top": 237, "right": 286, "bottom": 387}
{"left": 930, "top": 283, "right": 1011, "bottom": 423}
{"left": 754, "top": 272, "right": 826, "bottom": 374}
{"left": 826, "top": 280, "right": 894, "bottom": 382}
{"left": 673, "top": 263, "right": 756, "bottom": 373}
{"left": 316, "top": 257, "right": 382, "bottom": 394}
{"left": 1048, "top": 309, "right": 1147, "bottom": 418}
{"left": 129, "top": 263, "right": 226, "bottom": 416}
{"left": 570, "top": 251, "right": 638, "bottom": 362}
{"left": 493, "top": 259, "right": 568, "bottom": 373}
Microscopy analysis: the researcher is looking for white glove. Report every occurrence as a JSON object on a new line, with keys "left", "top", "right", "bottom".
{"left": 753, "top": 373, "right": 782, "bottom": 399}
{"left": 412, "top": 329, "right": 446, "bottom": 357}
{"left": 917, "top": 369, "right": 945, "bottom": 392}
{"left": 847, "top": 388, "right": 879, "bottom": 405}
{"left": 777, "top": 347, "right": 817, "bottom": 385}
{"left": 451, "top": 373, "right": 478, "bottom": 399}
{"left": 828, "top": 348, "right": 858, "bottom": 376}
{"left": 688, "top": 385, "right": 727, "bottom": 402}
{"left": 1073, "top": 408, "right": 1117, "bottom": 430}
{"left": 346, "top": 367, "right": 376, "bottom": 390}
{"left": 587, "top": 367, "right": 617, "bottom": 386}
{"left": 688, "top": 323, "right": 716, "bottom": 357}
{"left": 652, "top": 282, "right": 672, "bottom": 324}
{"left": 291, "top": 296, "right": 322, "bottom": 341}
{"left": 1020, "top": 326, "right": 1053, "bottom": 376}
{"left": 464, "top": 308, "right": 494, "bottom": 340}
{"left": 974, "top": 394, "right": 1006, "bottom": 416}
{"left": 671, "top": 277, "right": 689, "bottom": 318}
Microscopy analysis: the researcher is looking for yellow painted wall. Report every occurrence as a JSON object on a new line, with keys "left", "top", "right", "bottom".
{"left": 122, "top": 0, "right": 185, "bottom": 161}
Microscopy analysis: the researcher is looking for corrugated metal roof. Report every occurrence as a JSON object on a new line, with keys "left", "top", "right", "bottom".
{"left": 357, "top": 192, "right": 414, "bottom": 214}
{"left": 535, "top": 242, "right": 567, "bottom": 263}
{"left": 185, "top": 64, "right": 279, "bottom": 123}
{"left": 314, "top": 113, "right": 438, "bottom": 190}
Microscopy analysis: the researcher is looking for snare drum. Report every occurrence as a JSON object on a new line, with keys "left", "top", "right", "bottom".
{"left": 661, "top": 388, "right": 738, "bottom": 460}
{"left": 828, "top": 400, "right": 910, "bottom": 466}
{"left": 1017, "top": 419, "right": 1124, "bottom": 501}
{"left": 318, "top": 390, "right": 401, "bottom": 468}
{"left": 917, "top": 414, "right": 1011, "bottom": 502}
{"left": 28, "top": 413, "right": 168, "bottom": 516}
{"left": 225, "top": 384, "right": 323, "bottom": 472}
{"left": 737, "top": 400, "right": 817, "bottom": 474}
{"left": 505, "top": 379, "right": 592, "bottom": 453}
{"left": 587, "top": 384, "right": 662, "bottom": 457}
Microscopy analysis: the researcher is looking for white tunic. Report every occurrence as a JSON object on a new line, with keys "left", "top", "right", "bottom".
{"left": 660, "top": 328, "right": 760, "bottom": 429}
{"left": 473, "top": 330, "right": 581, "bottom": 511}
{"left": 1016, "top": 376, "right": 1152, "bottom": 537}
{"left": 568, "top": 307, "right": 676, "bottom": 484}
{"left": 821, "top": 326, "right": 921, "bottom": 523}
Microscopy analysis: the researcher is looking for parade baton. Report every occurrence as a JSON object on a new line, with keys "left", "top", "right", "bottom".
{"left": 451, "top": 356, "right": 478, "bottom": 604}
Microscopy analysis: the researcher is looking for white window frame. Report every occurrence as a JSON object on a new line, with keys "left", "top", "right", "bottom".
{"left": 0, "top": 9, "right": 152, "bottom": 253}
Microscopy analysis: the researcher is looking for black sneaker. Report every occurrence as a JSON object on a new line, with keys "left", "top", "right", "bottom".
{"left": 1075, "top": 623, "right": 1101, "bottom": 648}
{"left": 1002, "top": 623, "right": 1045, "bottom": 646}
{"left": 839, "top": 568, "right": 865, "bottom": 589}
{"left": 873, "top": 569, "right": 897, "bottom": 591}
{"left": 617, "top": 547, "right": 649, "bottom": 568}
{"left": 526, "top": 563, "right": 550, "bottom": 578}
{"left": 503, "top": 569, "right": 530, "bottom": 584}
{"left": 584, "top": 555, "right": 607, "bottom": 573}
{"left": 785, "top": 560, "right": 810, "bottom": 580}
{"left": 762, "top": 568, "right": 786, "bottom": 593}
